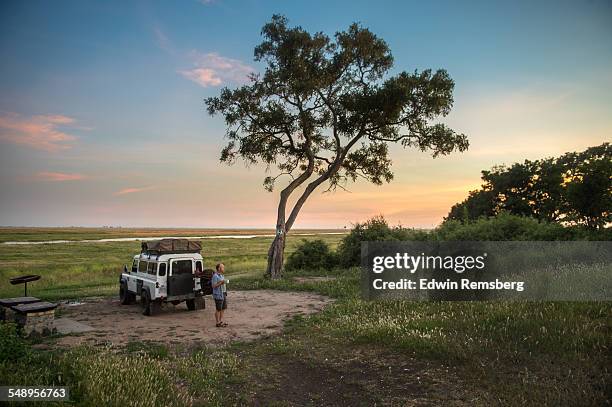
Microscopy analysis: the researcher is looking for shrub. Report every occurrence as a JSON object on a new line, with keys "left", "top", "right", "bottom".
{"left": 334, "top": 213, "right": 607, "bottom": 267}
{"left": 0, "top": 322, "right": 29, "bottom": 362}
{"left": 336, "top": 216, "right": 430, "bottom": 267}
{"left": 436, "top": 212, "right": 575, "bottom": 241}
{"left": 285, "top": 239, "right": 337, "bottom": 271}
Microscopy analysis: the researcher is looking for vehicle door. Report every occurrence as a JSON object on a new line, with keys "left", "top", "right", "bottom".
{"left": 157, "top": 262, "right": 168, "bottom": 298}
{"left": 127, "top": 258, "right": 139, "bottom": 292}
{"left": 168, "top": 259, "right": 194, "bottom": 297}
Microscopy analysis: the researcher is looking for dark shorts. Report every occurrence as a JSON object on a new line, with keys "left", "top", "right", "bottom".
{"left": 214, "top": 294, "right": 227, "bottom": 311}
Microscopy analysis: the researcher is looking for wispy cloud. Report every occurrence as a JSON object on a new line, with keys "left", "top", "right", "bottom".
{"left": 153, "top": 26, "right": 173, "bottom": 53}
{"left": 0, "top": 112, "right": 78, "bottom": 151}
{"left": 114, "top": 186, "right": 155, "bottom": 196}
{"left": 179, "top": 51, "right": 254, "bottom": 87}
{"left": 36, "top": 171, "right": 87, "bottom": 182}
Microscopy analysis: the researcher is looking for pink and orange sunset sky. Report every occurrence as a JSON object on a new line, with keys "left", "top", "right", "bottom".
{"left": 0, "top": 1, "right": 610, "bottom": 228}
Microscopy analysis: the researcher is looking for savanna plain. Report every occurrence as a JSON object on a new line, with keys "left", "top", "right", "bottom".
{"left": 0, "top": 228, "right": 609, "bottom": 406}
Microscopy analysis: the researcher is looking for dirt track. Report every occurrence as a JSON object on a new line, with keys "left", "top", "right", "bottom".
{"left": 56, "top": 290, "right": 331, "bottom": 347}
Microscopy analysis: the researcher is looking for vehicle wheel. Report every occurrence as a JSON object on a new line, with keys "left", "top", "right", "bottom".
{"left": 120, "top": 282, "right": 135, "bottom": 305}
{"left": 186, "top": 299, "right": 196, "bottom": 311}
{"left": 141, "top": 290, "right": 153, "bottom": 316}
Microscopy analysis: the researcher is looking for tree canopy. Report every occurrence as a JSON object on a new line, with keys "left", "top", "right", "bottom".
{"left": 446, "top": 143, "right": 612, "bottom": 229}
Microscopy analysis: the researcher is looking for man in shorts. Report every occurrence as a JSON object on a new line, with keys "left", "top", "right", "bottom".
{"left": 211, "top": 263, "right": 228, "bottom": 327}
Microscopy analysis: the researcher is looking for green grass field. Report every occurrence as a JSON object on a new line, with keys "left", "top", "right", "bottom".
{"left": 0, "top": 228, "right": 610, "bottom": 406}
{"left": 0, "top": 231, "right": 343, "bottom": 299}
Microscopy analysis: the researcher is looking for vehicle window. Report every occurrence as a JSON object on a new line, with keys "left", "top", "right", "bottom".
{"left": 158, "top": 263, "right": 167, "bottom": 277}
{"left": 138, "top": 260, "right": 148, "bottom": 273}
{"left": 132, "top": 259, "right": 138, "bottom": 272}
{"left": 172, "top": 260, "right": 192, "bottom": 275}
{"left": 147, "top": 262, "right": 156, "bottom": 275}
{"left": 195, "top": 261, "right": 202, "bottom": 273}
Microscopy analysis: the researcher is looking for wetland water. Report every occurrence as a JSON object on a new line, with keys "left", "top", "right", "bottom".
{"left": 2, "top": 232, "right": 346, "bottom": 245}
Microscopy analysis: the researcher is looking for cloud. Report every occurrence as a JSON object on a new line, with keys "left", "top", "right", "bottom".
{"left": 0, "top": 112, "right": 78, "bottom": 151}
{"left": 181, "top": 68, "right": 223, "bottom": 87}
{"left": 36, "top": 172, "right": 87, "bottom": 182}
{"left": 179, "top": 51, "right": 254, "bottom": 87}
{"left": 153, "top": 27, "right": 173, "bottom": 53}
{"left": 114, "top": 186, "right": 155, "bottom": 196}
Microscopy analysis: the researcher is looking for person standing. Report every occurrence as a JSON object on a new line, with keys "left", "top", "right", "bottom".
{"left": 211, "top": 263, "right": 228, "bottom": 327}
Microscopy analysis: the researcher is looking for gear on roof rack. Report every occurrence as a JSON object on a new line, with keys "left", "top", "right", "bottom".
{"left": 141, "top": 239, "right": 202, "bottom": 255}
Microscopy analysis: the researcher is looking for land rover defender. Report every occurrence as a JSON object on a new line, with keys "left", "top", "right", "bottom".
{"left": 119, "top": 239, "right": 213, "bottom": 316}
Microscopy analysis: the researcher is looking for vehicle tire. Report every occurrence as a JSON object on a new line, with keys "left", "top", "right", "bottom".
{"left": 186, "top": 299, "right": 196, "bottom": 311}
{"left": 141, "top": 290, "right": 153, "bottom": 316}
{"left": 120, "top": 282, "right": 135, "bottom": 305}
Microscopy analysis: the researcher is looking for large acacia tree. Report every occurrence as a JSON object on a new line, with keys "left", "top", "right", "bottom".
{"left": 206, "top": 15, "right": 469, "bottom": 278}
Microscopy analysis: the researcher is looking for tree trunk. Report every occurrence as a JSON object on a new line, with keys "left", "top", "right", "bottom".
{"left": 266, "top": 151, "right": 350, "bottom": 279}
{"left": 266, "top": 189, "right": 290, "bottom": 279}
{"left": 267, "top": 231, "right": 286, "bottom": 279}
{"left": 265, "top": 156, "right": 316, "bottom": 279}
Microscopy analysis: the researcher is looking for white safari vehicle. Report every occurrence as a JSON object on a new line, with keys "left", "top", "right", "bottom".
{"left": 119, "top": 239, "right": 213, "bottom": 316}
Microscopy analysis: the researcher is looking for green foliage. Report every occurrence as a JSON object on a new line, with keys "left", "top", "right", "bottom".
{"left": 336, "top": 216, "right": 429, "bottom": 267}
{"left": 285, "top": 239, "right": 337, "bottom": 271}
{"left": 0, "top": 322, "right": 29, "bottom": 362}
{"left": 446, "top": 143, "right": 611, "bottom": 229}
{"left": 436, "top": 212, "right": 573, "bottom": 241}
{"left": 334, "top": 213, "right": 608, "bottom": 266}
{"left": 446, "top": 189, "right": 496, "bottom": 222}
{"left": 564, "top": 148, "right": 612, "bottom": 229}
{"left": 206, "top": 15, "right": 468, "bottom": 194}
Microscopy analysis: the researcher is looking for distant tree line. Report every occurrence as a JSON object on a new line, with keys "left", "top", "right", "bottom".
{"left": 286, "top": 213, "right": 611, "bottom": 271}
{"left": 446, "top": 143, "right": 611, "bottom": 229}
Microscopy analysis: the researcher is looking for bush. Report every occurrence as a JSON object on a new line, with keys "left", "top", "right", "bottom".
{"left": 334, "top": 213, "right": 608, "bottom": 267}
{"left": 0, "top": 322, "right": 29, "bottom": 362}
{"left": 285, "top": 239, "right": 337, "bottom": 271}
{"left": 436, "top": 212, "right": 574, "bottom": 241}
{"left": 336, "top": 216, "right": 429, "bottom": 267}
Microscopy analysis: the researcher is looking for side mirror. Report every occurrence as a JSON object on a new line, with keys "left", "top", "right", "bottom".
{"left": 123, "top": 264, "right": 128, "bottom": 273}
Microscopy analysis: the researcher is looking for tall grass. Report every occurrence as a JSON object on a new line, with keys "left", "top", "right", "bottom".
{"left": 0, "top": 323, "right": 241, "bottom": 407}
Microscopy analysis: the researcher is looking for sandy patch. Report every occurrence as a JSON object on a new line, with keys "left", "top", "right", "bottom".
{"left": 55, "top": 290, "right": 330, "bottom": 347}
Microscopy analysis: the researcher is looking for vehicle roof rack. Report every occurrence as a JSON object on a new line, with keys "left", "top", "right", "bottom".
{"left": 141, "top": 239, "right": 202, "bottom": 255}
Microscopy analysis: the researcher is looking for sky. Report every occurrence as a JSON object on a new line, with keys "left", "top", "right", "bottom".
{"left": 0, "top": 0, "right": 610, "bottom": 228}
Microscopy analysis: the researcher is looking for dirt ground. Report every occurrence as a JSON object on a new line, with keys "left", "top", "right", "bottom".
{"left": 55, "top": 290, "right": 331, "bottom": 347}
